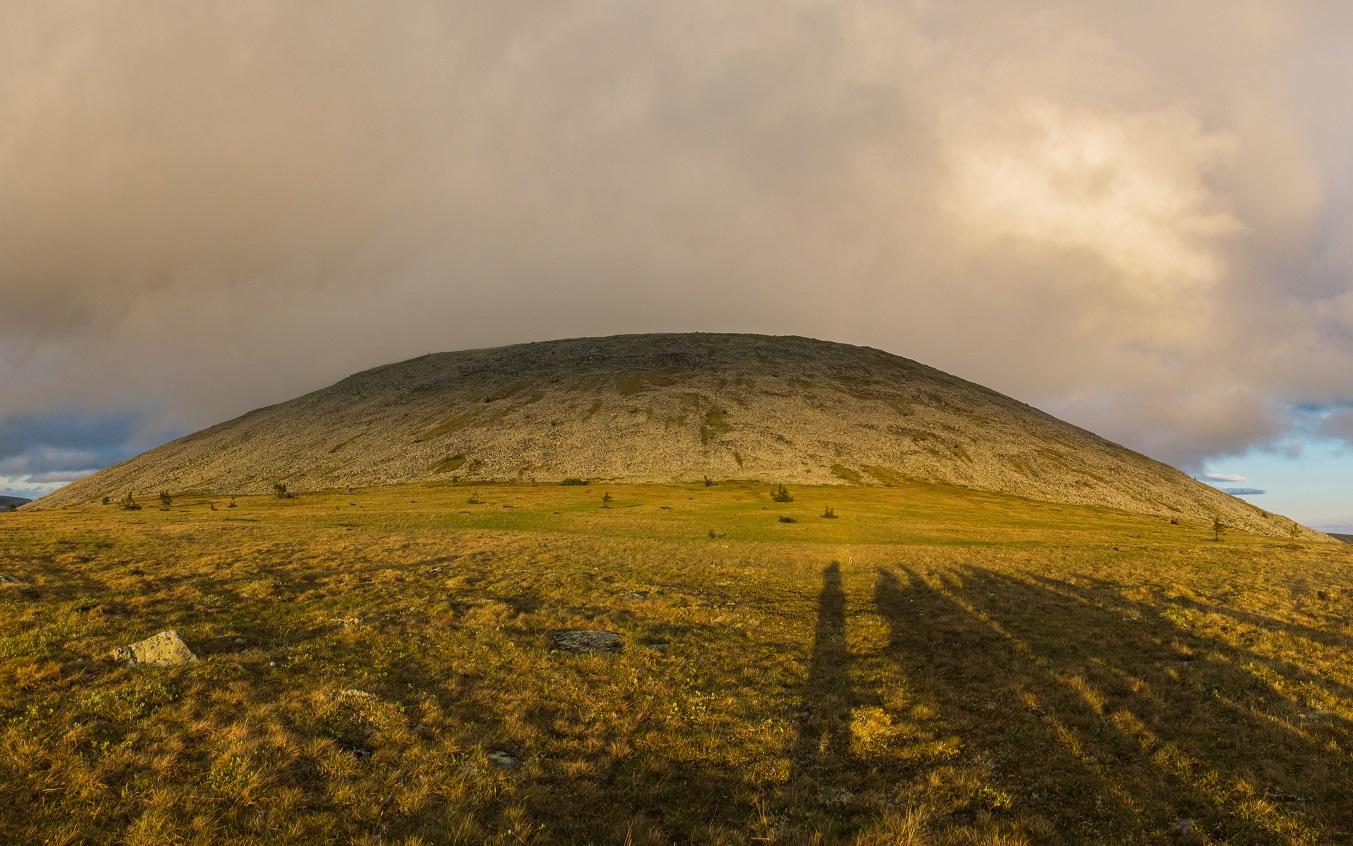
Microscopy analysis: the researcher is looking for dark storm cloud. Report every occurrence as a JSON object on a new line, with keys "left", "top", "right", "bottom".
{"left": 0, "top": 411, "right": 152, "bottom": 497}
{"left": 0, "top": 411, "right": 140, "bottom": 457}
{"left": 2, "top": 1, "right": 1352, "bottom": 472}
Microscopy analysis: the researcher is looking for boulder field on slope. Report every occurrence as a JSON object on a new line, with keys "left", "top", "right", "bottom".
{"left": 32, "top": 333, "right": 1320, "bottom": 540}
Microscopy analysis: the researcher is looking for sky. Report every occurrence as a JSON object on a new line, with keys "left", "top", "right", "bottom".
{"left": 2, "top": 1, "right": 1351, "bottom": 530}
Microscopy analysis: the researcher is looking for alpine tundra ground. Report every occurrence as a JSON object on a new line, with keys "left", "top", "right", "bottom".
{"left": 1, "top": 480, "right": 1351, "bottom": 844}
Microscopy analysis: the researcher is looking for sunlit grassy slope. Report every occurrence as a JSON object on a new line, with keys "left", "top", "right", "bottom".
{"left": 2, "top": 480, "right": 1351, "bottom": 844}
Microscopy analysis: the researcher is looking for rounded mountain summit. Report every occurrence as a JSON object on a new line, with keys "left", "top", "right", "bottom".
{"left": 36, "top": 333, "right": 1317, "bottom": 538}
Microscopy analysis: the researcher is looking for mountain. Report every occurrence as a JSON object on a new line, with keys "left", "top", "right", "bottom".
{"left": 31, "top": 333, "right": 1319, "bottom": 539}
{"left": 0, "top": 495, "right": 31, "bottom": 512}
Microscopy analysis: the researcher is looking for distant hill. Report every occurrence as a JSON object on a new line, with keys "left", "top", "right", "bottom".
{"left": 1332, "top": 533, "right": 1353, "bottom": 544}
{"left": 0, "top": 495, "right": 31, "bottom": 512}
{"left": 31, "top": 333, "right": 1323, "bottom": 540}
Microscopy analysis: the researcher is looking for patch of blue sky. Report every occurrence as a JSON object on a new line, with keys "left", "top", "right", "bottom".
{"left": 1202, "top": 437, "right": 1353, "bottom": 533}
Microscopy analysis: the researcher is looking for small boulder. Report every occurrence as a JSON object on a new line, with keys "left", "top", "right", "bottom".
{"left": 336, "top": 739, "right": 373, "bottom": 761}
{"left": 550, "top": 630, "right": 622, "bottom": 654}
{"left": 111, "top": 629, "right": 198, "bottom": 666}
{"left": 488, "top": 750, "right": 522, "bottom": 770}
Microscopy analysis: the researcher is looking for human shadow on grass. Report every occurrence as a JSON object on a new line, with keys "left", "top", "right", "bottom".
{"left": 476, "top": 562, "right": 874, "bottom": 845}
{"left": 790, "top": 561, "right": 852, "bottom": 774}
{"left": 874, "top": 565, "right": 1353, "bottom": 843}
{"left": 773, "top": 561, "right": 903, "bottom": 842}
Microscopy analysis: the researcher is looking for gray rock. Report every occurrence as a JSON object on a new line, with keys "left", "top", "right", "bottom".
{"left": 0, "top": 574, "right": 23, "bottom": 585}
{"left": 550, "top": 630, "right": 622, "bottom": 654}
{"left": 488, "top": 750, "right": 521, "bottom": 770}
{"left": 111, "top": 629, "right": 198, "bottom": 666}
{"left": 336, "top": 739, "right": 373, "bottom": 761}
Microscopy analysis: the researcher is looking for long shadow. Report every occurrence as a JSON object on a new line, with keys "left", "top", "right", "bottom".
{"left": 1162, "top": 592, "right": 1353, "bottom": 650}
{"left": 791, "top": 561, "right": 852, "bottom": 775}
{"left": 873, "top": 566, "right": 1157, "bottom": 838}
{"left": 875, "top": 564, "right": 1353, "bottom": 843}
{"left": 1027, "top": 572, "right": 1353, "bottom": 712}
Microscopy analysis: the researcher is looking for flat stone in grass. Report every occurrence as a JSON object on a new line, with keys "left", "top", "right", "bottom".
{"left": 550, "top": 630, "right": 622, "bottom": 654}
{"left": 0, "top": 574, "right": 23, "bottom": 586}
{"left": 488, "top": 750, "right": 522, "bottom": 770}
{"left": 336, "top": 738, "right": 373, "bottom": 762}
{"left": 111, "top": 629, "right": 198, "bottom": 666}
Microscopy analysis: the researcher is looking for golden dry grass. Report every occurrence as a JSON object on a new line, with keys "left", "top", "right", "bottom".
{"left": 1, "top": 480, "right": 1350, "bottom": 844}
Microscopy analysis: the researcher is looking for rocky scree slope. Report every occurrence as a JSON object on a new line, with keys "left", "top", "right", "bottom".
{"left": 32, "top": 333, "right": 1318, "bottom": 539}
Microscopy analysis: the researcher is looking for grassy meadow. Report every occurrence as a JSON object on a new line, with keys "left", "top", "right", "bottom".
{"left": 1, "top": 480, "right": 1351, "bottom": 844}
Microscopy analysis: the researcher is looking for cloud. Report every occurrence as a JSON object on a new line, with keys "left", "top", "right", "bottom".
{"left": 1279, "top": 403, "right": 1353, "bottom": 450}
{"left": 0, "top": 478, "right": 61, "bottom": 499}
{"left": 1224, "top": 487, "right": 1266, "bottom": 496}
{"left": 1318, "top": 409, "right": 1353, "bottom": 445}
{"left": 1276, "top": 440, "right": 1307, "bottom": 459}
{"left": 0, "top": 1, "right": 1351, "bottom": 472}
{"left": 1203, "top": 472, "right": 1248, "bottom": 482}
{"left": 23, "top": 469, "right": 98, "bottom": 484}
{"left": 0, "top": 447, "right": 104, "bottom": 476}
{"left": 0, "top": 411, "right": 161, "bottom": 498}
